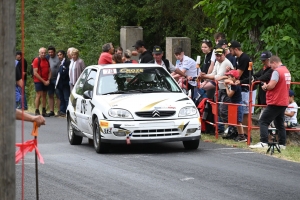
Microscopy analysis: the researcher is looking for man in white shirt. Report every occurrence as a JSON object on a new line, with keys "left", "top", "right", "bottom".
{"left": 199, "top": 48, "right": 233, "bottom": 135}
{"left": 172, "top": 47, "right": 199, "bottom": 97}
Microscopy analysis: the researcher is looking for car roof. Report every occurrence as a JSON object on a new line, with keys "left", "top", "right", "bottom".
{"left": 86, "top": 64, "right": 163, "bottom": 70}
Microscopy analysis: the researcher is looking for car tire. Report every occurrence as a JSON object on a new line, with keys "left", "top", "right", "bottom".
{"left": 183, "top": 139, "right": 199, "bottom": 150}
{"left": 67, "top": 115, "right": 83, "bottom": 145}
{"left": 93, "top": 117, "right": 110, "bottom": 154}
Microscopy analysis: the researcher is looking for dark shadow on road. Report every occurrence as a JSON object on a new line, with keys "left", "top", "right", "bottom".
{"left": 78, "top": 140, "right": 203, "bottom": 155}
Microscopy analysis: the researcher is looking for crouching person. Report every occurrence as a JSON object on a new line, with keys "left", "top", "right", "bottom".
{"left": 223, "top": 70, "right": 246, "bottom": 142}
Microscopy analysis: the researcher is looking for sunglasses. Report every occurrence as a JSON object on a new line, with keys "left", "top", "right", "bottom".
{"left": 202, "top": 39, "right": 210, "bottom": 42}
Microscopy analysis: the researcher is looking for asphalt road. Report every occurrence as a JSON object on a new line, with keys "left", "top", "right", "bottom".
{"left": 15, "top": 117, "right": 300, "bottom": 200}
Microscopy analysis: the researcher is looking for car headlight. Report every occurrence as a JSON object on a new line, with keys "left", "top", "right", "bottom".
{"left": 108, "top": 109, "right": 133, "bottom": 119}
{"left": 178, "top": 106, "right": 197, "bottom": 117}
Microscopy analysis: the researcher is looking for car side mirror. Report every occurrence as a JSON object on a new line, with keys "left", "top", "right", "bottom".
{"left": 83, "top": 90, "right": 93, "bottom": 99}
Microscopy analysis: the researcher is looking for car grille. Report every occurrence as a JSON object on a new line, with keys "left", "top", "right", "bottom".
{"left": 132, "top": 128, "right": 180, "bottom": 137}
{"left": 135, "top": 110, "right": 176, "bottom": 118}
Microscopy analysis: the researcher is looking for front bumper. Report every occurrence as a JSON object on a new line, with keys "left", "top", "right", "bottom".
{"left": 99, "top": 118, "right": 201, "bottom": 144}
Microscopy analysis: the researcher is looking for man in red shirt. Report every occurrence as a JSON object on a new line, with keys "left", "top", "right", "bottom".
{"left": 98, "top": 43, "right": 114, "bottom": 64}
{"left": 33, "top": 47, "right": 51, "bottom": 117}
{"left": 250, "top": 56, "right": 291, "bottom": 149}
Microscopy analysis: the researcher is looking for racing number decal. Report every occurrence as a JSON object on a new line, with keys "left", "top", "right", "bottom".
{"left": 103, "top": 128, "right": 112, "bottom": 134}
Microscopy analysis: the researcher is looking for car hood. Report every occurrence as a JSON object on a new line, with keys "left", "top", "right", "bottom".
{"left": 97, "top": 93, "right": 192, "bottom": 112}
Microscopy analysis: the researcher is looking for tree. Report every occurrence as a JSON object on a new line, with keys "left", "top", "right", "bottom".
{"left": 195, "top": 0, "right": 300, "bottom": 80}
{"left": 1, "top": 0, "right": 16, "bottom": 199}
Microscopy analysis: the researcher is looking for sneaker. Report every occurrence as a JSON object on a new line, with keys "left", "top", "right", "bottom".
{"left": 222, "top": 132, "right": 236, "bottom": 140}
{"left": 234, "top": 134, "right": 247, "bottom": 142}
{"left": 35, "top": 109, "right": 40, "bottom": 116}
{"left": 244, "top": 134, "right": 252, "bottom": 143}
{"left": 55, "top": 111, "right": 66, "bottom": 117}
{"left": 224, "top": 127, "right": 229, "bottom": 134}
{"left": 48, "top": 111, "right": 55, "bottom": 116}
{"left": 278, "top": 145, "right": 286, "bottom": 150}
{"left": 249, "top": 142, "right": 268, "bottom": 149}
{"left": 55, "top": 111, "right": 62, "bottom": 117}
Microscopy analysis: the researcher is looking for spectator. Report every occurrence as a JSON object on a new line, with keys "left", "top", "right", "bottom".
{"left": 47, "top": 46, "right": 61, "bottom": 116}
{"left": 15, "top": 58, "right": 23, "bottom": 109}
{"left": 250, "top": 56, "right": 291, "bottom": 149}
{"left": 132, "top": 40, "right": 153, "bottom": 63}
{"left": 200, "top": 39, "right": 213, "bottom": 74}
{"left": 67, "top": 47, "right": 75, "bottom": 91}
{"left": 172, "top": 47, "right": 198, "bottom": 98}
{"left": 15, "top": 51, "right": 28, "bottom": 110}
{"left": 252, "top": 51, "right": 273, "bottom": 119}
{"left": 223, "top": 70, "right": 245, "bottom": 142}
{"left": 199, "top": 48, "right": 233, "bottom": 93}
{"left": 115, "top": 46, "right": 123, "bottom": 56}
{"left": 16, "top": 109, "right": 46, "bottom": 127}
{"left": 207, "top": 32, "right": 226, "bottom": 74}
{"left": 32, "top": 47, "right": 51, "bottom": 117}
{"left": 148, "top": 46, "right": 188, "bottom": 77}
{"left": 112, "top": 54, "right": 123, "bottom": 64}
{"left": 67, "top": 47, "right": 75, "bottom": 60}
{"left": 123, "top": 49, "right": 138, "bottom": 63}
{"left": 284, "top": 90, "right": 298, "bottom": 127}
{"left": 200, "top": 39, "right": 214, "bottom": 100}
{"left": 228, "top": 40, "right": 256, "bottom": 137}
{"left": 215, "top": 39, "right": 236, "bottom": 68}
{"left": 199, "top": 48, "right": 233, "bottom": 135}
{"left": 56, "top": 50, "right": 71, "bottom": 117}
{"left": 69, "top": 48, "right": 86, "bottom": 91}
{"left": 98, "top": 43, "right": 114, "bottom": 64}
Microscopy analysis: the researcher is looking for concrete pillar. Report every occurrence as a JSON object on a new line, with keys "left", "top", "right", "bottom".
{"left": 166, "top": 37, "right": 191, "bottom": 65}
{"left": 120, "top": 26, "right": 143, "bottom": 61}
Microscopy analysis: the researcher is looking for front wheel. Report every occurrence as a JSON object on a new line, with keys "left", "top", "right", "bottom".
{"left": 93, "top": 117, "right": 110, "bottom": 153}
{"left": 67, "top": 115, "right": 83, "bottom": 145}
{"left": 183, "top": 139, "right": 199, "bottom": 150}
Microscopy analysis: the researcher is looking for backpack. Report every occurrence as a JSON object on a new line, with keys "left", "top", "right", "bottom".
{"left": 30, "top": 57, "right": 49, "bottom": 78}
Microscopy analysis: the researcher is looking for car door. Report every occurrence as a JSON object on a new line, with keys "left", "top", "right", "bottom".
{"left": 81, "top": 69, "right": 98, "bottom": 134}
{"left": 73, "top": 68, "right": 91, "bottom": 132}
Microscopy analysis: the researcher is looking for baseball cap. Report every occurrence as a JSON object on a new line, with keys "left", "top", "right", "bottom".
{"left": 260, "top": 51, "right": 272, "bottom": 61}
{"left": 215, "top": 48, "right": 225, "bottom": 55}
{"left": 132, "top": 40, "right": 145, "bottom": 48}
{"left": 225, "top": 70, "right": 240, "bottom": 79}
{"left": 228, "top": 41, "right": 241, "bottom": 48}
{"left": 216, "top": 39, "right": 227, "bottom": 48}
{"left": 289, "top": 90, "right": 295, "bottom": 97}
{"left": 152, "top": 46, "right": 163, "bottom": 54}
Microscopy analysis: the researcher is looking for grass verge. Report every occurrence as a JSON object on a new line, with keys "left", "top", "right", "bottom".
{"left": 201, "top": 131, "right": 300, "bottom": 163}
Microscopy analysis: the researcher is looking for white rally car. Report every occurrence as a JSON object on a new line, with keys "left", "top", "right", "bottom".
{"left": 66, "top": 64, "right": 201, "bottom": 153}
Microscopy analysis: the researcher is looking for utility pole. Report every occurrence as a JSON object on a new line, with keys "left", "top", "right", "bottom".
{"left": 0, "top": 0, "right": 16, "bottom": 199}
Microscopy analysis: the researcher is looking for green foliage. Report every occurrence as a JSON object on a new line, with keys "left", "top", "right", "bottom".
{"left": 196, "top": 0, "right": 300, "bottom": 120}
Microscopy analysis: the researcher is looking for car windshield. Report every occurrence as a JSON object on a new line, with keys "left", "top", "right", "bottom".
{"left": 97, "top": 67, "right": 182, "bottom": 95}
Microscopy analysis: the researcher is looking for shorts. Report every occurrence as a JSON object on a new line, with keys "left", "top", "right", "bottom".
{"left": 241, "top": 90, "right": 257, "bottom": 114}
{"left": 34, "top": 82, "right": 48, "bottom": 92}
{"left": 48, "top": 79, "right": 59, "bottom": 97}
{"left": 237, "top": 103, "right": 244, "bottom": 123}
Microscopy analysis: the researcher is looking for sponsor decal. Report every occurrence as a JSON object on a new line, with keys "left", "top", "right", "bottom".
{"left": 119, "top": 68, "right": 144, "bottom": 73}
{"left": 140, "top": 99, "right": 167, "bottom": 111}
{"left": 154, "top": 106, "right": 176, "bottom": 109}
{"left": 103, "top": 68, "right": 117, "bottom": 75}
{"left": 178, "top": 121, "right": 190, "bottom": 131}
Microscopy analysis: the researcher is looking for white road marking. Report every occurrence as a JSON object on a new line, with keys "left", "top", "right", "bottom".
{"left": 180, "top": 177, "right": 195, "bottom": 181}
{"left": 16, "top": 163, "right": 36, "bottom": 165}
{"left": 221, "top": 152, "right": 255, "bottom": 154}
